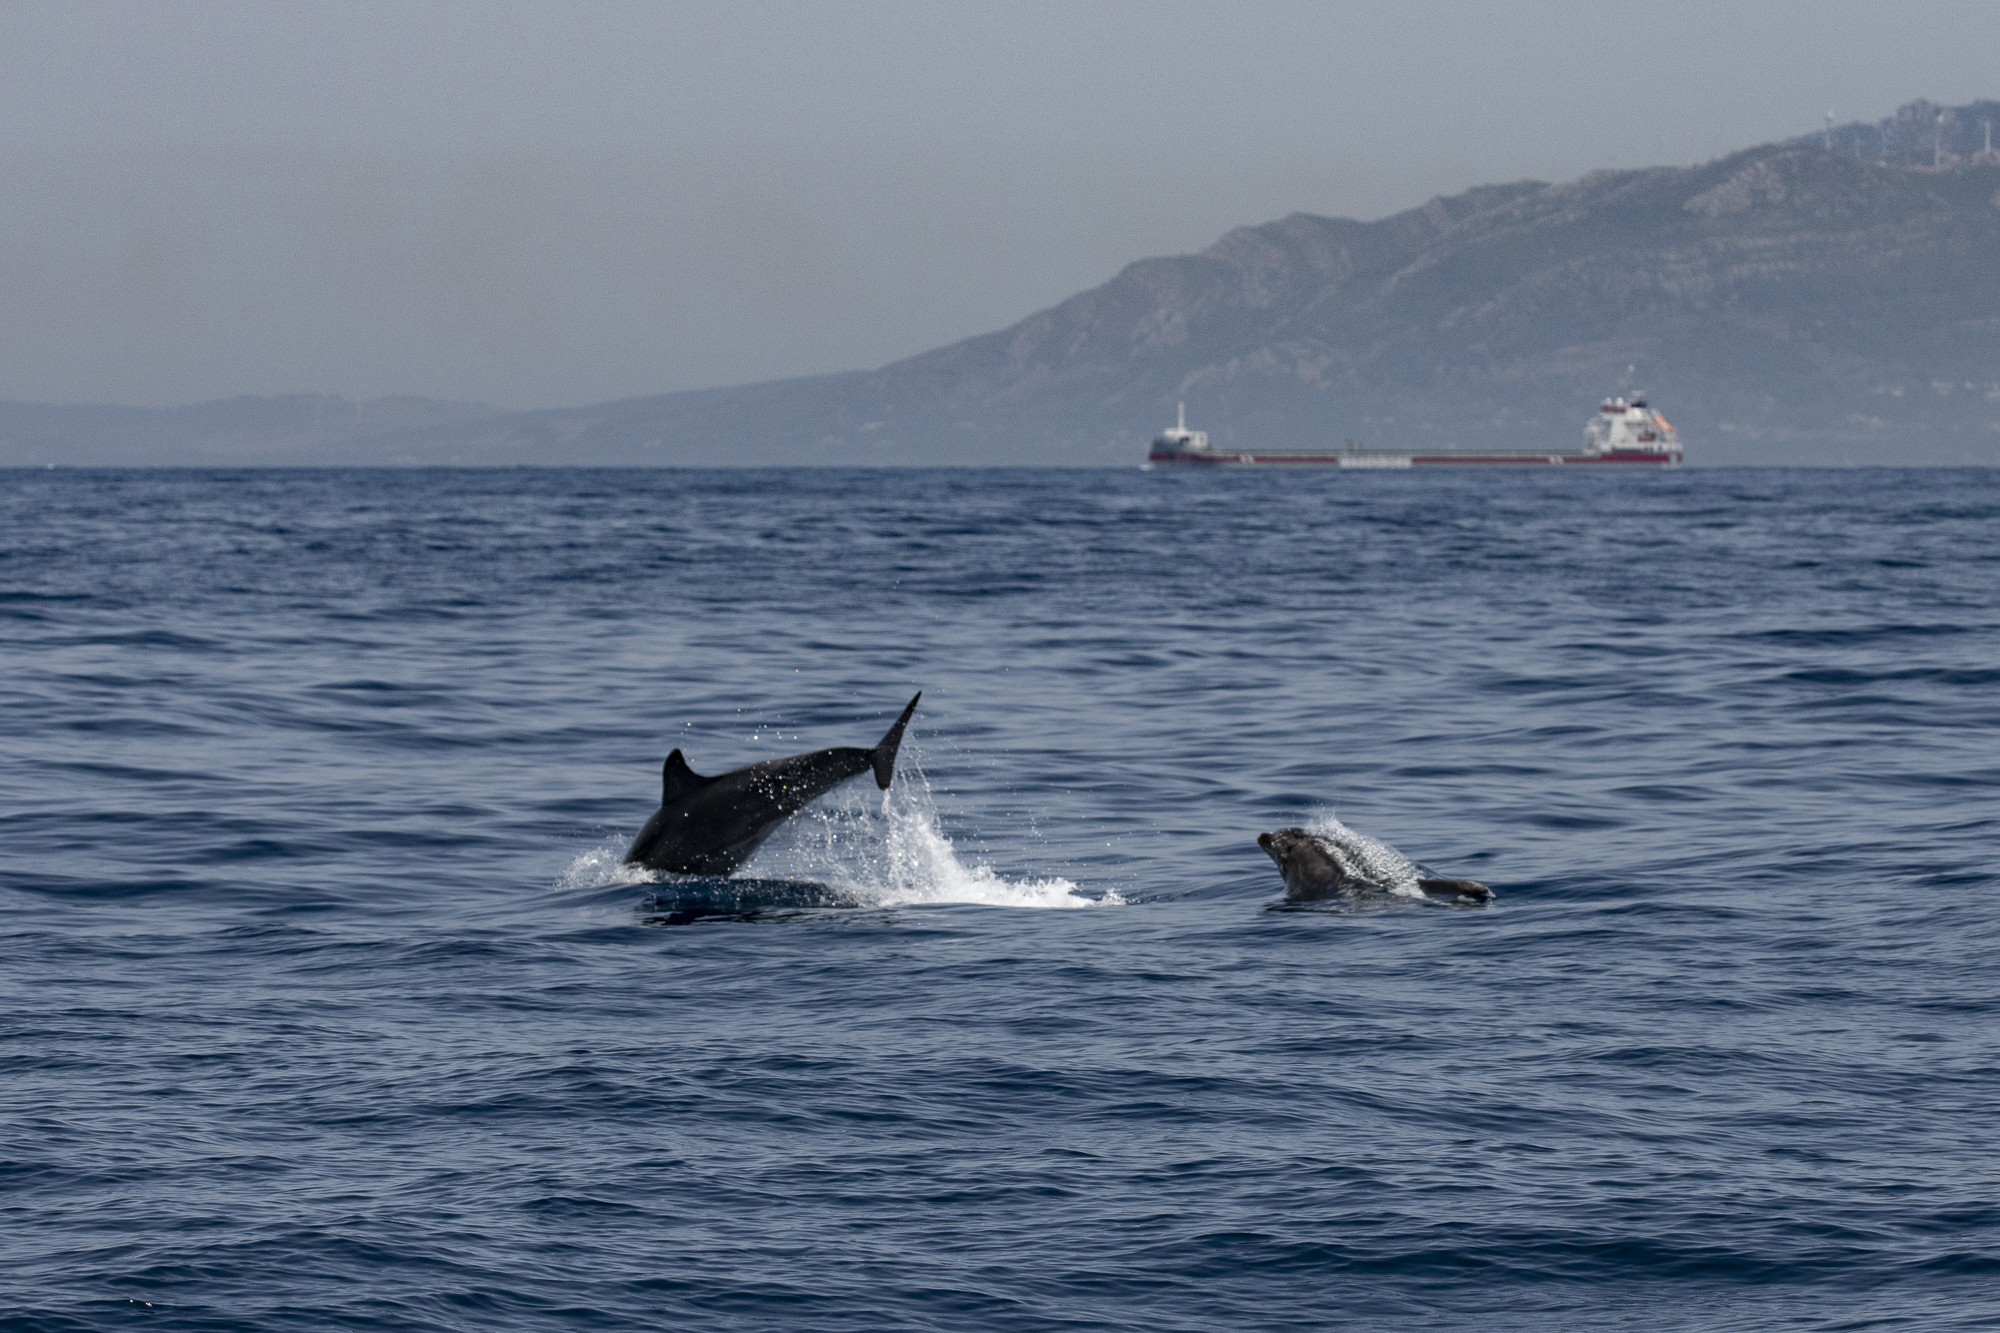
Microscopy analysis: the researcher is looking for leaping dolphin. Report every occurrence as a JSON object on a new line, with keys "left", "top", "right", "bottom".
{"left": 625, "top": 693, "right": 921, "bottom": 875}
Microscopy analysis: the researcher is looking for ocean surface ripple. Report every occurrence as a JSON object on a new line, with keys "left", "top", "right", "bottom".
{"left": 3, "top": 466, "right": 1998, "bottom": 1330}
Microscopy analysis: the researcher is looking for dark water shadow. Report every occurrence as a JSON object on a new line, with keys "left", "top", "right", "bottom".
{"left": 1264, "top": 883, "right": 1497, "bottom": 915}
{"left": 639, "top": 875, "right": 867, "bottom": 926}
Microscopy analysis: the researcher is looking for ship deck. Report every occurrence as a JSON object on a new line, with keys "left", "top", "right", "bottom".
{"left": 1151, "top": 448, "right": 1680, "bottom": 466}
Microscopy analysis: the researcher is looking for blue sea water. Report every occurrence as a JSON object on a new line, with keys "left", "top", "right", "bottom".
{"left": 3, "top": 465, "right": 1998, "bottom": 1332}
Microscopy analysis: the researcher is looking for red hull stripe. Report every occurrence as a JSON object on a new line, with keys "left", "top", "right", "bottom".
{"left": 1147, "top": 452, "right": 1679, "bottom": 466}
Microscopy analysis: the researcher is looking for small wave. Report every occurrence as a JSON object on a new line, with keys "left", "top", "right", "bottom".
{"left": 560, "top": 747, "right": 1111, "bottom": 911}
{"left": 1301, "top": 810, "right": 1424, "bottom": 897}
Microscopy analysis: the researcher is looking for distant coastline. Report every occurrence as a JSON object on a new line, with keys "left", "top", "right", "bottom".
{"left": 7, "top": 99, "right": 2000, "bottom": 470}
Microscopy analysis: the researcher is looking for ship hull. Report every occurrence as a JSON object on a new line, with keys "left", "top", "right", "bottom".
{"left": 1146, "top": 449, "right": 1681, "bottom": 468}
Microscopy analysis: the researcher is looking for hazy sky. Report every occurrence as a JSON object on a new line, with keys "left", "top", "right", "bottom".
{"left": 2, "top": 0, "right": 1994, "bottom": 409}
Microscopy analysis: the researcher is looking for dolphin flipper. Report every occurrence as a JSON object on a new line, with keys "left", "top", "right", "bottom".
{"left": 870, "top": 693, "right": 922, "bottom": 789}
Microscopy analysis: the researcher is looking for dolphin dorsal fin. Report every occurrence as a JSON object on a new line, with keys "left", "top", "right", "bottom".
{"left": 661, "top": 749, "right": 711, "bottom": 803}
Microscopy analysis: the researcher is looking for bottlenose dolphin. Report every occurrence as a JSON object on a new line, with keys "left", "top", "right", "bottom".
{"left": 1257, "top": 827, "right": 1493, "bottom": 903}
{"left": 625, "top": 694, "right": 921, "bottom": 875}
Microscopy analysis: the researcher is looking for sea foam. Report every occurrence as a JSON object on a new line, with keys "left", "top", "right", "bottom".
{"left": 1302, "top": 809, "right": 1426, "bottom": 897}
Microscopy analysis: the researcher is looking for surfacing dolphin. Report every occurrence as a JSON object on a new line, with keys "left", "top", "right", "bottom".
{"left": 1257, "top": 827, "right": 1493, "bottom": 903}
{"left": 625, "top": 693, "right": 921, "bottom": 875}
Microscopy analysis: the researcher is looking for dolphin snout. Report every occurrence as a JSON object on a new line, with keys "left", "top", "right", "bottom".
{"left": 1258, "top": 828, "right": 1305, "bottom": 863}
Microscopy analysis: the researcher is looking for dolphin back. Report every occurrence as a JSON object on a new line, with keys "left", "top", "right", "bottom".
{"left": 870, "top": 693, "right": 921, "bottom": 789}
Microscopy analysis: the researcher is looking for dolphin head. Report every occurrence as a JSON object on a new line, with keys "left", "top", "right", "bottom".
{"left": 1258, "top": 827, "right": 1355, "bottom": 899}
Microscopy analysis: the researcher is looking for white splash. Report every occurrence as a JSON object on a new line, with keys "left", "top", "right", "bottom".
{"left": 1303, "top": 809, "right": 1426, "bottom": 898}
{"left": 752, "top": 752, "right": 1110, "bottom": 910}
{"left": 559, "top": 844, "right": 658, "bottom": 891}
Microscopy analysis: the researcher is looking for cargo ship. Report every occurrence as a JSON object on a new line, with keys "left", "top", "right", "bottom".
{"left": 1144, "top": 395, "right": 1683, "bottom": 467}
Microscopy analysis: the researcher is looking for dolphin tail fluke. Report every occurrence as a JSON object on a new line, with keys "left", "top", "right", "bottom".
{"left": 870, "top": 692, "right": 921, "bottom": 789}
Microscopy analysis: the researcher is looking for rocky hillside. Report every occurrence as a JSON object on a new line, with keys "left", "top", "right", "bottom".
{"left": 436, "top": 100, "right": 2000, "bottom": 467}
{"left": 9, "top": 99, "right": 2000, "bottom": 466}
